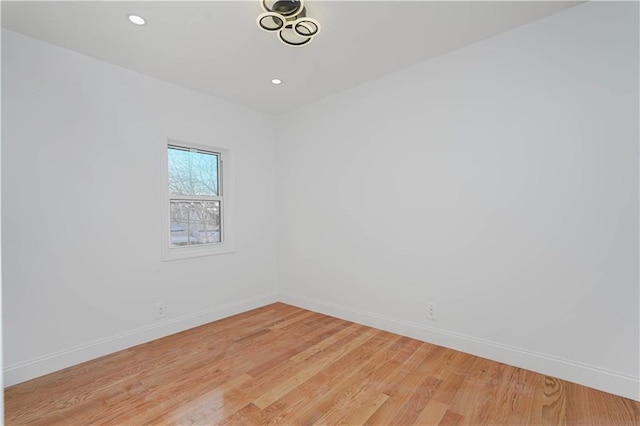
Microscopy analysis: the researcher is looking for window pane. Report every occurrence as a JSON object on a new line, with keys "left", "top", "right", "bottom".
{"left": 168, "top": 147, "right": 218, "bottom": 196}
{"left": 170, "top": 200, "right": 221, "bottom": 246}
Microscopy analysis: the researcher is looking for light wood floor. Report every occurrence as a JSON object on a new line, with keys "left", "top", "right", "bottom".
{"left": 5, "top": 303, "right": 639, "bottom": 425}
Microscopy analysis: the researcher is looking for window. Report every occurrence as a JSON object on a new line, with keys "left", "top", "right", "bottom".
{"left": 162, "top": 141, "right": 234, "bottom": 260}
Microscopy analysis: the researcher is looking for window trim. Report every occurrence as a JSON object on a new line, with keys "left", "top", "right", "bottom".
{"left": 161, "top": 139, "right": 235, "bottom": 261}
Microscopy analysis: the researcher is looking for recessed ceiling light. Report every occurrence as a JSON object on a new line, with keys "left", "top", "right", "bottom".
{"left": 128, "top": 15, "right": 146, "bottom": 26}
{"left": 271, "top": 78, "right": 282, "bottom": 85}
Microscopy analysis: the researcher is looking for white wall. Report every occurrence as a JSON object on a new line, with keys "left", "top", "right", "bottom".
{"left": 2, "top": 29, "right": 279, "bottom": 385}
{"left": 277, "top": 2, "right": 639, "bottom": 400}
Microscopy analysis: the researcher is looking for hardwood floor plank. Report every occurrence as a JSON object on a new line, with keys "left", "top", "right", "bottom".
{"left": 428, "top": 350, "right": 476, "bottom": 402}
{"left": 337, "top": 392, "right": 389, "bottom": 425}
{"left": 414, "top": 400, "right": 449, "bottom": 425}
{"left": 439, "top": 409, "right": 465, "bottom": 425}
{"left": 147, "top": 373, "right": 252, "bottom": 426}
{"left": 288, "top": 322, "right": 364, "bottom": 364}
{"left": 180, "top": 316, "right": 356, "bottom": 425}
{"left": 5, "top": 303, "right": 639, "bottom": 425}
{"left": 482, "top": 365, "right": 540, "bottom": 425}
{"left": 564, "top": 380, "right": 593, "bottom": 426}
{"left": 281, "top": 331, "right": 402, "bottom": 424}
{"left": 391, "top": 375, "right": 442, "bottom": 424}
{"left": 213, "top": 323, "right": 373, "bottom": 423}
{"left": 447, "top": 356, "right": 514, "bottom": 425}
{"left": 567, "top": 382, "right": 640, "bottom": 425}
{"left": 252, "top": 328, "right": 379, "bottom": 408}
{"left": 364, "top": 343, "right": 445, "bottom": 424}
{"left": 542, "top": 376, "right": 567, "bottom": 425}
{"left": 219, "top": 402, "right": 264, "bottom": 426}
{"left": 258, "top": 334, "right": 413, "bottom": 424}
{"left": 244, "top": 315, "right": 351, "bottom": 378}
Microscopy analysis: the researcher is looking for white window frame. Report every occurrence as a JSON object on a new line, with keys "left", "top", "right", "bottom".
{"left": 161, "top": 139, "right": 235, "bottom": 261}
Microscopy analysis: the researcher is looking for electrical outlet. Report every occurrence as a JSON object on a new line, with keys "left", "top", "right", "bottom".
{"left": 156, "top": 302, "right": 166, "bottom": 319}
{"left": 426, "top": 303, "right": 438, "bottom": 321}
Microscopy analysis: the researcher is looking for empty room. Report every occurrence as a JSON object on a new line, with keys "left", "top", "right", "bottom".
{"left": 2, "top": 0, "right": 639, "bottom": 424}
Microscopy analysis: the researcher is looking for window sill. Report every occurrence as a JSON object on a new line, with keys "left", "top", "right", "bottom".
{"left": 161, "top": 242, "right": 236, "bottom": 261}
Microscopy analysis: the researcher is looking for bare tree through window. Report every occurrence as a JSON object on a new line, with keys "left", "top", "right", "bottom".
{"left": 168, "top": 146, "right": 222, "bottom": 246}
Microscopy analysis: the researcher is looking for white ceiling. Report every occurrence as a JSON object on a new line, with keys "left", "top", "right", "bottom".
{"left": 1, "top": 1, "right": 581, "bottom": 114}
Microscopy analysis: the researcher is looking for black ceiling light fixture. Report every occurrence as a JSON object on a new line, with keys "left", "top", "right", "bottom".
{"left": 257, "top": 0, "right": 320, "bottom": 47}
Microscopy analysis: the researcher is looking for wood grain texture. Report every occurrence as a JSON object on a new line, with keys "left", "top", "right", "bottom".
{"left": 5, "top": 303, "right": 640, "bottom": 425}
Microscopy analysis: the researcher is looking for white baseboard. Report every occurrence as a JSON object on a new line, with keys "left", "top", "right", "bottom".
{"left": 3, "top": 293, "right": 278, "bottom": 388}
{"left": 279, "top": 293, "right": 640, "bottom": 401}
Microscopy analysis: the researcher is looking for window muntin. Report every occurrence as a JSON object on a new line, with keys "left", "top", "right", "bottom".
{"left": 168, "top": 145, "right": 223, "bottom": 248}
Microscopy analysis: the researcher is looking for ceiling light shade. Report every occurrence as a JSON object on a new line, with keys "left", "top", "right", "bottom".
{"left": 257, "top": 0, "right": 320, "bottom": 47}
